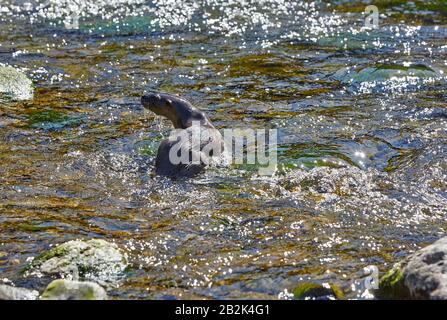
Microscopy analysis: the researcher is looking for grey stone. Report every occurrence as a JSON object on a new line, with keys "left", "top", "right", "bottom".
{"left": 0, "top": 284, "right": 39, "bottom": 300}
{"left": 377, "top": 236, "right": 447, "bottom": 299}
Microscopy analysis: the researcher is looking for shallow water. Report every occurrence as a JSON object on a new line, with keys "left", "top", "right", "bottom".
{"left": 0, "top": 0, "right": 446, "bottom": 299}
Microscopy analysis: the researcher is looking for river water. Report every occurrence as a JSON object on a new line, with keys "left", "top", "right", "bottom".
{"left": 0, "top": 0, "right": 446, "bottom": 299}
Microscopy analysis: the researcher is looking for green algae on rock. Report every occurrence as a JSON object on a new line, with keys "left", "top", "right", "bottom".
{"left": 40, "top": 279, "right": 107, "bottom": 300}
{"left": 293, "top": 282, "right": 344, "bottom": 300}
{"left": 27, "top": 110, "right": 82, "bottom": 131}
{"left": 0, "top": 66, "right": 34, "bottom": 101}
{"left": 375, "top": 261, "right": 410, "bottom": 299}
{"left": 25, "top": 239, "right": 129, "bottom": 285}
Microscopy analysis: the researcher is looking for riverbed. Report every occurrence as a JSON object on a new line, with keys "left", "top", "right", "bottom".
{"left": 0, "top": 0, "right": 446, "bottom": 299}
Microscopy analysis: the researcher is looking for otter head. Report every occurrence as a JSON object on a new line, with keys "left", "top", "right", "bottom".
{"left": 141, "top": 92, "right": 178, "bottom": 118}
{"left": 141, "top": 92, "right": 208, "bottom": 129}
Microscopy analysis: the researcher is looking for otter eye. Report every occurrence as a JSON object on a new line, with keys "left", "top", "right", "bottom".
{"left": 167, "top": 99, "right": 173, "bottom": 105}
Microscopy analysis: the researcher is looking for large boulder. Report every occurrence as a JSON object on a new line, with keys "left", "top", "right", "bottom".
{"left": 0, "top": 66, "right": 34, "bottom": 101}
{"left": 376, "top": 236, "right": 447, "bottom": 299}
{"left": 25, "top": 239, "right": 129, "bottom": 285}
{"left": 40, "top": 279, "right": 107, "bottom": 300}
{"left": 0, "top": 284, "right": 39, "bottom": 300}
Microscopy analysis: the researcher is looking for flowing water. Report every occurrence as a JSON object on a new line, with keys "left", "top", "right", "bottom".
{"left": 0, "top": 0, "right": 446, "bottom": 299}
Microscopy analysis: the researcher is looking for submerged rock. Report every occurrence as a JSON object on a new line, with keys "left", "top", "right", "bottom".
{"left": 27, "top": 110, "right": 82, "bottom": 131}
{"left": 40, "top": 279, "right": 107, "bottom": 300}
{"left": 280, "top": 166, "right": 377, "bottom": 198}
{"left": 293, "top": 282, "right": 344, "bottom": 300}
{"left": 376, "top": 236, "right": 447, "bottom": 299}
{"left": 26, "top": 239, "right": 128, "bottom": 285}
{"left": 336, "top": 64, "right": 437, "bottom": 83}
{"left": 317, "top": 31, "right": 381, "bottom": 50}
{"left": 0, "top": 284, "right": 39, "bottom": 300}
{"left": 333, "top": 64, "right": 440, "bottom": 93}
{"left": 0, "top": 66, "right": 34, "bottom": 101}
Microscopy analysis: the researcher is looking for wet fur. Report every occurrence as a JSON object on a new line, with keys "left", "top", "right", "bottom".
{"left": 141, "top": 93, "right": 224, "bottom": 178}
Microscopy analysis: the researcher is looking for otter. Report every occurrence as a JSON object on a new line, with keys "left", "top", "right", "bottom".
{"left": 141, "top": 92, "right": 225, "bottom": 178}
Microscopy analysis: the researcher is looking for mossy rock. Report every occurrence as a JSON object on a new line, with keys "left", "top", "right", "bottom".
{"left": 0, "top": 66, "right": 34, "bottom": 101}
{"left": 40, "top": 279, "right": 107, "bottom": 300}
{"left": 375, "top": 236, "right": 447, "bottom": 299}
{"left": 293, "top": 282, "right": 344, "bottom": 300}
{"left": 375, "top": 261, "right": 411, "bottom": 299}
{"left": 25, "top": 239, "right": 129, "bottom": 285}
